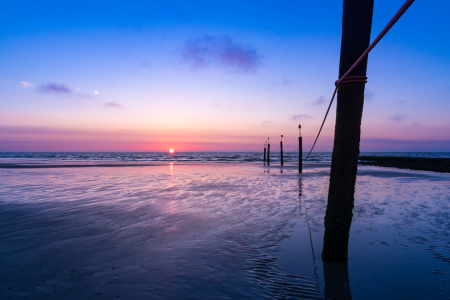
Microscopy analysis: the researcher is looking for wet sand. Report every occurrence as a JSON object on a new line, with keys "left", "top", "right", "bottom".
{"left": 1, "top": 162, "right": 449, "bottom": 299}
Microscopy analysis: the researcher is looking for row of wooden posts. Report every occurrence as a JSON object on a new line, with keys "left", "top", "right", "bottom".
{"left": 263, "top": 124, "right": 303, "bottom": 173}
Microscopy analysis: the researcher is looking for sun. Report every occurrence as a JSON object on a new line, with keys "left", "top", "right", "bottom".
{"left": 169, "top": 149, "right": 174, "bottom": 154}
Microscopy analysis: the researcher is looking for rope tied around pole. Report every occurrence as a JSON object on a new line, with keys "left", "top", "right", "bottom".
{"left": 336, "top": 76, "right": 367, "bottom": 86}
{"left": 304, "top": 0, "right": 415, "bottom": 160}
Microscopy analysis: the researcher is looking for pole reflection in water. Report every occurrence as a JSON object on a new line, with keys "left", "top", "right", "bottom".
{"left": 299, "top": 177, "right": 319, "bottom": 288}
{"left": 298, "top": 177, "right": 352, "bottom": 300}
{"left": 298, "top": 177, "right": 303, "bottom": 198}
{"left": 323, "top": 261, "right": 352, "bottom": 300}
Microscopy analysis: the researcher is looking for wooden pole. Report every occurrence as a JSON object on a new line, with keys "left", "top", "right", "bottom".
{"left": 299, "top": 137, "right": 302, "bottom": 173}
{"left": 299, "top": 124, "right": 302, "bottom": 173}
{"left": 280, "top": 135, "right": 284, "bottom": 166}
{"left": 322, "top": 0, "right": 374, "bottom": 261}
{"left": 267, "top": 139, "right": 270, "bottom": 166}
{"left": 264, "top": 145, "right": 266, "bottom": 163}
{"left": 280, "top": 141, "right": 283, "bottom": 166}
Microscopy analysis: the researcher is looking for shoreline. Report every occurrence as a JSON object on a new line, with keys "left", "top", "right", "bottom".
{"left": 0, "top": 160, "right": 330, "bottom": 169}
{"left": 2, "top": 155, "right": 450, "bottom": 174}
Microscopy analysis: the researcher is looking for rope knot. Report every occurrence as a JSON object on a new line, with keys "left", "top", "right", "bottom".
{"left": 335, "top": 76, "right": 368, "bottom": 87}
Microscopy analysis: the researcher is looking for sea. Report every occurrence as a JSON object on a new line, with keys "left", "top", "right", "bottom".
{"left": 1, "top": 151, "right": 450, "bottom": 299}
{"left": 1, "top": 151, "right": 450, "bottom": 163}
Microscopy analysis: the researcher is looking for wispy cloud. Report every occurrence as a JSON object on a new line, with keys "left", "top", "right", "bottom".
{"left": 389, "top": 113, "right": 407, "bottom": 123}
{"left": 210, "top": 102, "right": 221, "bottom": 108}
{"left": 311, "top": 95, "right": 327, "bottom": 106}
{"left": 18, "top": 81, "right": 33, "bottom": 88}
{"left": 412, "top": 122, "right": 421, "bottom": 126}
{"left": 261, "top": 120, "right": 273, "bottom": 125}
{"left": 364, "top": 89, "right": 374, "bottom": 101}
{"left": 268, "top": 77, "right": 294, "bottom": 86}
{"left": 36, "top": 82, "right": 91, "bottom": 98}
{"left": 290, "top": 114, "right": 312, "bottom": 121}
{"left": 37, "top": 83, "right": 71, "bottom": 93}
{"left": 261, "top": 77, "right": 295, "bottom": 89}
{"left": 181, "top": 35, "right": 262, "bottom": 72}
{"left": 104, "top": 101, "right": 123, "bottom": 108}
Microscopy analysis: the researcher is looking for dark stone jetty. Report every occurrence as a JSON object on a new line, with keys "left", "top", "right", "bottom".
{"left": 358, "top": 156, "right": 450, "bottom": 173}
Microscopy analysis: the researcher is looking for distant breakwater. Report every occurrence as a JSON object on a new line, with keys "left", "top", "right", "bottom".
{"left": 359, "top": 156, "right": 450, "bottom": 173}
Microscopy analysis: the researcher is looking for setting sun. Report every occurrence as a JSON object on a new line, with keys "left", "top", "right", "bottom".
{"left": 169, "top": 149, "right": 174, "bottom": 153}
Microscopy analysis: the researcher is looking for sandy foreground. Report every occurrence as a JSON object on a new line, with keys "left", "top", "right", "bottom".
{"left": 1, "top": 161, "right": 450, "bottom": 299}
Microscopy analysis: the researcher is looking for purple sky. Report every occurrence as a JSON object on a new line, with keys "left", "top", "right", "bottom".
{"left": 1, "top": 0, "right": 450, "bottom": 151}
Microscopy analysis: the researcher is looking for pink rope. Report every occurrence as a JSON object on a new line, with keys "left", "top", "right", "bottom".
{"left": 305, "top": 0, "right": 415, "bottom": 160}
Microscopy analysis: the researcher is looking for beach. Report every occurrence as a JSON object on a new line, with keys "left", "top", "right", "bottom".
{"left": 1, "top": 159, "right": 450, "bottom": 299}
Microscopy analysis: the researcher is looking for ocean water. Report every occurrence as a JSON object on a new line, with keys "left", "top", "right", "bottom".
{"left": 1, "top": 151, "right": 450, "bottom": 163}
{"left": 1, "top": 155, "right": 450, "bottom": 299}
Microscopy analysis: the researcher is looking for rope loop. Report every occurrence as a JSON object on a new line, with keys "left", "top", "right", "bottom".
{"left": 335, "top": 76, "right": 368, "bottom": 87}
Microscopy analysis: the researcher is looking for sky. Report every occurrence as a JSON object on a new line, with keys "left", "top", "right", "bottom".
{"left": 1, "top": 0, "right": 450, "bottom": 152}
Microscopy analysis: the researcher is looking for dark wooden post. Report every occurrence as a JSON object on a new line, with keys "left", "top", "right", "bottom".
{"left": 299, "top": 125, "right": 302, "bottom": 173}
{"left": 267, "top": 138, "right": 270, "bottom": 165}
{"left": 299, "top": 137, "right": 302, "bottom": 173}
{"left": 322, "top": 0, "right": 374, "bottom": 261}
{"left": 280, "top": 135, "right": 283, "bottom": 166}
{"left": 264, "top": 144, "right": 266, "bottom": 163}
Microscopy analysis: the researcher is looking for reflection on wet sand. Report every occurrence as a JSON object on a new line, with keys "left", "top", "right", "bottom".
{"left": 1, "top": 163, "right": 450, "bottom": 299}
{"left": 299, "top": 177, "right": 318, "bottom": 281}
{"left": 323, "top": 261, "right": 352, "bottom": 300}
{"left": 299, "top": 176, "right": 352, "bottom": 300}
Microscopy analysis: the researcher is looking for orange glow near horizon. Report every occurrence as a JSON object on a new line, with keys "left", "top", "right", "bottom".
{"left": 169, "top": 149, "right": 174, "bottom": 153}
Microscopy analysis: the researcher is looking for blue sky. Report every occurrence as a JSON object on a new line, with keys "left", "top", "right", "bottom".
{"left": 1, "top": 0, "right": 450, "bottom": 151}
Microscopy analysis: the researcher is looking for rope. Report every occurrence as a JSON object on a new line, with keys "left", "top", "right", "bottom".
{"left": 300, "top": 189, "right": 319, "bottom": 289}
{"left": 304, "top": 0, "right": 415, "bottom": 160}
{"left": 269, "top": 146, "right": 299, "bottom": 153}
{"left": 286, "top": 147, "right": 299, "bottom": 154}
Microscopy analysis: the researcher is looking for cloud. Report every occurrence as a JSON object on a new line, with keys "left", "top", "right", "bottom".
{"left": 210, "top": 102, "right": 221, "bottom": 108}
{"left": 181, "top": 35, "right": 262, "bottom": 72}
{"left": 94, "top": 90, "right": 99, "bottom": 95}
{"left": 18, "top": 81, "right": 33, "bottom": 88}
{"left": 104, "top": 101, "right": 123, "bottom": 108}
{"left": 290, "top": 114, "right": 312, "bottom": 121}
{"left": 389, "top": 113, "right": 407, "bottom": 123}
{"left": 36, "top": 82, "right": 91, "bottom": 98}
{"left": 262, "top": 77, "right": 295, "bottom": 89}
{"left": 261, "top": 120, "right": 273, "bottom": 125}
{"left": 311, "top": 95, "right": 327, "bottom": 106}
{"left": 269, "top": 77, "right": 294, "bottom": 86}
{"left": 37, "top": 83, "right": 71, "bottom": 93}
{"left": 364, "top": 89, "right": 374, "bottom": 100}
{"left": 412, "top": 122, "right": 421, "bottom": 126}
